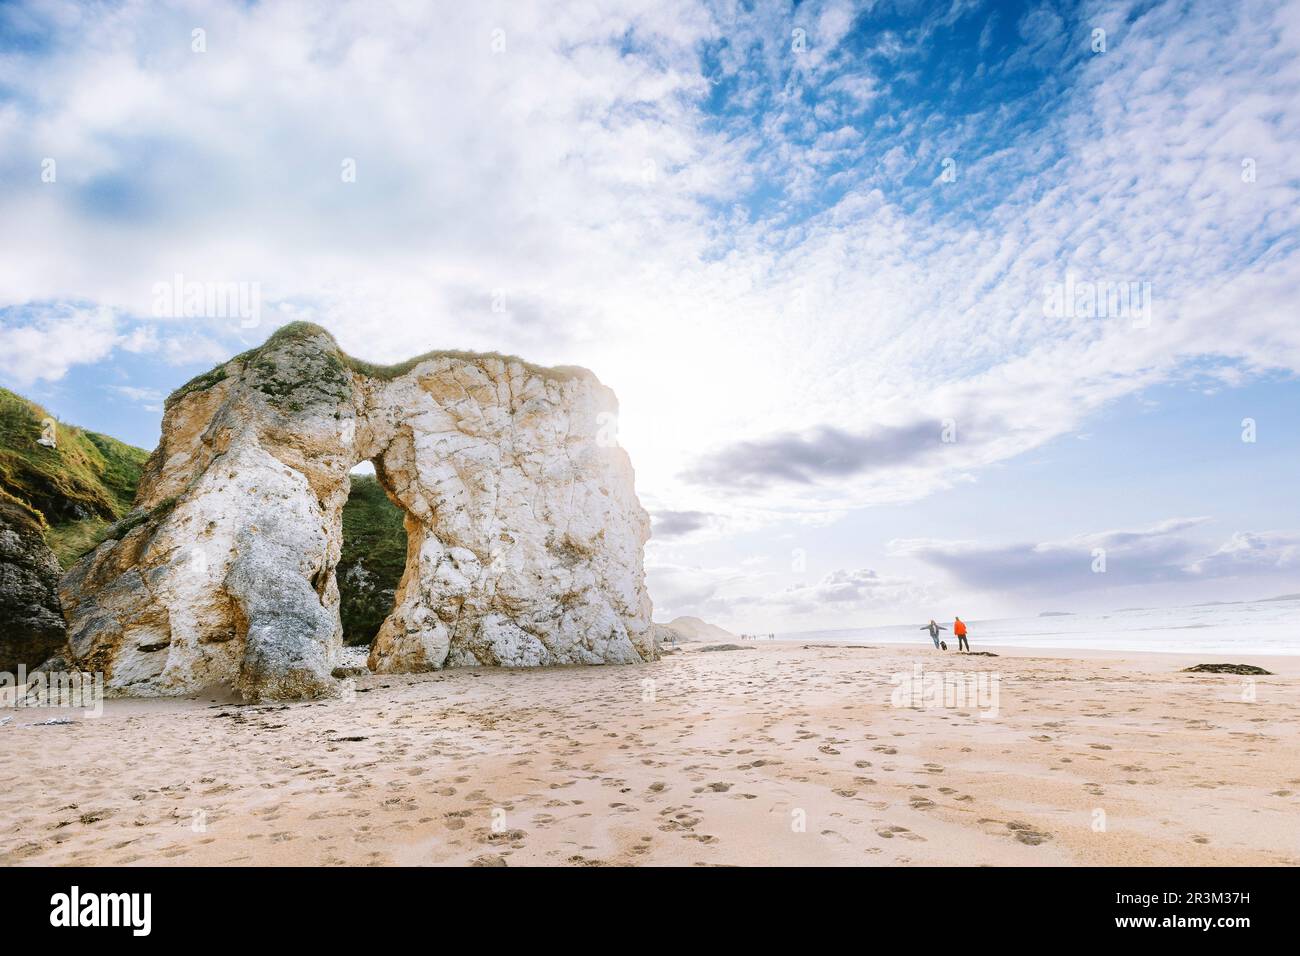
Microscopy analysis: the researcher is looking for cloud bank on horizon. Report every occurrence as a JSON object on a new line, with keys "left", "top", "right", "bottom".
{"left": 1, "top": 0, "right": 1297, "bottom": 630}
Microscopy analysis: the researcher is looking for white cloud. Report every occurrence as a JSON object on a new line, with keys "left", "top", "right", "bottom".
{"left": 1189, "top": 531, "right": 1300, "bottom": 577}
{"left": 0, "top": 305, "right": 120, "bottom": 385}
{"left": 108, "top": 384, "right": 165, "bottom": 411}
{"left": 647, "top": 558, "right": 935, "bottom": 630}
{"left": 762, "top": 566, "right": 934, "bottom": 616}
{"left": 646, "top": 561, "right": 753, "bottom": 621}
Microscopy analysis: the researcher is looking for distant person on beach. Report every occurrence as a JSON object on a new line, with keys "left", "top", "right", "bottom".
{"left": 921, "top": 619, "right": 947, "bottom": 649}
{"left": 954, "top": 616, "right": 969, "bottom": 652}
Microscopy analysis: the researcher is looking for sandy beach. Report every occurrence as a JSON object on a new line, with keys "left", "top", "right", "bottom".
{"left": 2, "top": 641, "right": 1297, "bottom": 867}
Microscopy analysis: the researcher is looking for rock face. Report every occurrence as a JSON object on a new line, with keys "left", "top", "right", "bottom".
{"left": 0, "top": 499, "right": 67, "bottom": 672}
{"left": 58, "top": 323, "right": 654, "bottom": 700}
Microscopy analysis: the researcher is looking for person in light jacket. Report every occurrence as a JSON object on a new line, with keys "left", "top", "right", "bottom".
{"left": 920, "top": 619, "right": 947, "bottom": 649}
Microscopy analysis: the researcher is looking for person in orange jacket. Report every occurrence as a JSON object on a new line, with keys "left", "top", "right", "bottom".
{"left": 954, "top": 616, "right": 969, "bottom": 652}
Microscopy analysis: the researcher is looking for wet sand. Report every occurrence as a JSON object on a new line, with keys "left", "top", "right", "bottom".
{"left": 2, "top": 641, "right": 1297, "bottom": 866}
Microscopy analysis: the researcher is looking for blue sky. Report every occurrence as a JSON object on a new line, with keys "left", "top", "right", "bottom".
{"left": 699, "top": 0, "right": 1086, "bottom": 225}
{"left": 1, "top": 0, "right": 1298, "bottom": 631}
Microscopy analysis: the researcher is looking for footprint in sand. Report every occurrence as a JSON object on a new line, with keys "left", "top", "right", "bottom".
{"left": 1006, "top": 821, "right": 1053, "bottom": 845}
{"left": 658, "top": 812, "right": 701, "bottom": 832}
{"left": 876, "top": 824, "right": 925, "bottom": 841}
{"left": 1, "top": 843, "right": 45, "bottom": 863}
{"left": 484, "top": 828, "right": 527, "bottom": 846}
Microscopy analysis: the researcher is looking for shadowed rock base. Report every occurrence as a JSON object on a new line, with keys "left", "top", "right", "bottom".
{"left": 0, "top": 499, "right": 66, "bottom": 673}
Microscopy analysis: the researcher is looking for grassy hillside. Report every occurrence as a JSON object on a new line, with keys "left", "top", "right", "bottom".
{"left": 1, "top": 382, "right": 408, "bottom": 641}
{"left": 338, "top": 474, "right": 407, "bottom": 645}
{"left": 0, "top": 387, "right": 150, "bottom": 567}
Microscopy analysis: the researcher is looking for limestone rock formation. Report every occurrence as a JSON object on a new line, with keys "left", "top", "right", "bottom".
{"left": 0, "top": 498, "right": 67, "bottom": 673}
{"left": 58, "top": 323, "right": 654, "bottom": 700}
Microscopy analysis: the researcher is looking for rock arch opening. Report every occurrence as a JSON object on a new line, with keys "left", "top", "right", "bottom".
{"left": 337, "top": 464, "right": 408, "bottom": 649}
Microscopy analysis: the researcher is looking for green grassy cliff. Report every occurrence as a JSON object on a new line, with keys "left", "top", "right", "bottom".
{"left": 0, "top": 387, "right": 150, "bottom": 567}
{"left": 1, "top": 381, "right": 408, "bottom": 645}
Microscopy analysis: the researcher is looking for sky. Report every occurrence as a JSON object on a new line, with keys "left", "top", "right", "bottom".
{"left": 1, "top": 0, "right": 1298, "bottom": 633}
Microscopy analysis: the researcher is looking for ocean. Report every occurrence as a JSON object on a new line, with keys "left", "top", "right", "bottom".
{"left": 780, "top": 595, "right": 1300, "bottom": 655}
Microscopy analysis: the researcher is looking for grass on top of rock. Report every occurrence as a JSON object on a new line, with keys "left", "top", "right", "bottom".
{"left": 164, "top": 363, "right": 231, "bottom": 409}
{"left": 165, "top": 321, "right": 598, "bottom": 409}
{"left": 341, "top": 348, "right": 593, "bottom": 384}
{"left": 338, "top": 474, "right": 408, "bottom": 646}
{"left": 0, "top": 387, "right": 149, "bottom": 567}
